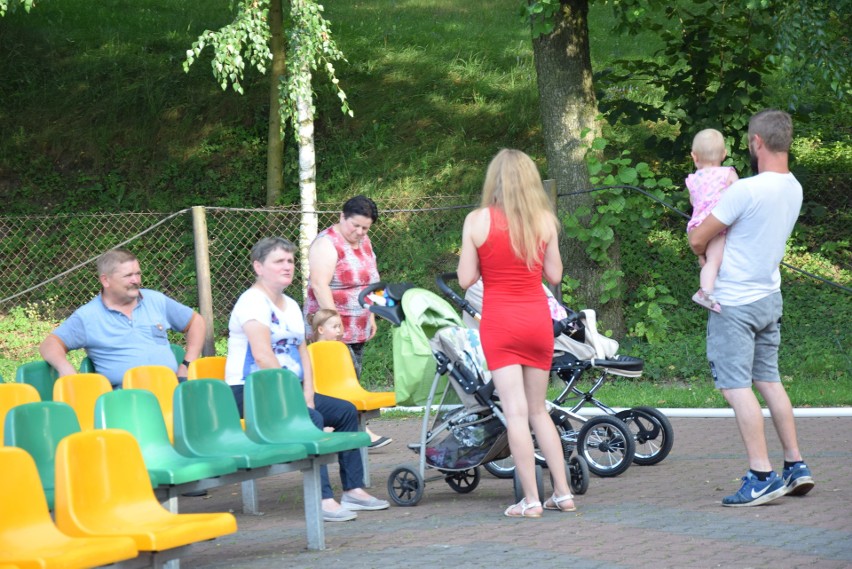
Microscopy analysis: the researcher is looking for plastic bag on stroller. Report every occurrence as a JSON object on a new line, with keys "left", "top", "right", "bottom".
{"left": 424, "top": 325, "right": 509, "bottom": 470}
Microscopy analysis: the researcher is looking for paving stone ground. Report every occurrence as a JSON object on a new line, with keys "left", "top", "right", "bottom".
{"left": 177, "top": 416, "right": 852, "bottom": 569}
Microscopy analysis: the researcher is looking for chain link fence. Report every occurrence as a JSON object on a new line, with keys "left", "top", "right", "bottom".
{"left": 0, "top": 195, "right": 474, "bottom": 326}
{"left": 1, "top": 187, "right": 848, "bottom": 353}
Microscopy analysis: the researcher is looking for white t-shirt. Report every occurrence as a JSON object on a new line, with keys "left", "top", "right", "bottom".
{"left": 711, "top": 171, "right": 802, "bottom": 306}
{"left": 225, "top": 287, "right": 306, "bottom": 385}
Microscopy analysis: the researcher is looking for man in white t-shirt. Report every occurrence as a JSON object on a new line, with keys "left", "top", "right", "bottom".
{"left": 689, "top": 109, "right": 814, "bottom": 507}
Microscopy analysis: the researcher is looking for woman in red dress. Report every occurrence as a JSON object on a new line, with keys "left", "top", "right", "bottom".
{"left": 457, "top": 149, "right": 574, "bottom": 518}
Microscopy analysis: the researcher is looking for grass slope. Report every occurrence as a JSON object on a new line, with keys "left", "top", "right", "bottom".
{"left": 0, "top": 0, "right": 849, "bottom": 405}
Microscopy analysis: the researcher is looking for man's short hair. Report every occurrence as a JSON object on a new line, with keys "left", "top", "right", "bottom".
{"left": 749, "top": 109, "right": 793, "bottom": 153}
{"left": 97, "top": 248, "right": 138, "bottom": 277}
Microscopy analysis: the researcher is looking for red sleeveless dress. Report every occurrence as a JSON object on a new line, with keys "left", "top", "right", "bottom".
{"left": 477, "top": 207, "right": 553, "bottom": 371}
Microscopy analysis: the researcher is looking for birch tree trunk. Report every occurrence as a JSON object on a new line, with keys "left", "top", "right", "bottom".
{"left": 296, "top": 64, "right": 318, "bottom": 298}
{"left": 532, "top": 0, "right": 625, "bottom": 335}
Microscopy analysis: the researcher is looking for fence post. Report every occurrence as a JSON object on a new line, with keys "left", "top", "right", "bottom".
{"left": 192, "top": 206, "right": 216, "bottom": 356}
{"left": 543, "top": 179, "right": 562, "bottom": 301}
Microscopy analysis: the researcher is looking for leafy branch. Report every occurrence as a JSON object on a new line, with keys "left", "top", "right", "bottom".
{"left": 281, "top": 0, "right": 352, "bottom": 142}
{"left": 183, "top": 0, "right": 351, "bottom": 144}
{"left": 562, "top": 132, "right": 680, "bottom": 343}
{"left": 1, "top": 0, "right": 36, "bottom": 17}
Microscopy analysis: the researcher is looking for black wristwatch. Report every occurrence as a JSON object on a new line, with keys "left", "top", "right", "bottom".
{"left": 181, "top": 359, "right": 192, "bottom": 367}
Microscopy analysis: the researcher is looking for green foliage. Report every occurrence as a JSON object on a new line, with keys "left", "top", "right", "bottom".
{"left": 597, "top": 1, "right": 774, "bottom": 170}
{"left": 519, "top": 0, "right": 561, "bottom": 38}
{"left": 0, "top": 0, "right": 35, "bottom": 17}
{"left": 184, "top": 2, "right": 272, "bottom": 95}
{"left": 184, "top": 0, "right": 351, "bottom": 147}
{"left": 769, "top": 1, "right": 852, "bottom": 106}
{"left": 0, "top": 299, "right": 83, "bottom": 380}
{"left": 0, "top": 0, "right": 849, "bottom": 402}
{"left": 562, "top": 132, "right": 680, "bottom": 342}
{"left": 284, "top": 0, "right": 353, "bottom": 131}
{"left": 598, "top": 0, "right": 851, "bottom": 169}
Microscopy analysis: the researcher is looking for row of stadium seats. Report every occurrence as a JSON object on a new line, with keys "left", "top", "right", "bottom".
{"left": 1, "top": 364, "right": 379, "bottom": 566}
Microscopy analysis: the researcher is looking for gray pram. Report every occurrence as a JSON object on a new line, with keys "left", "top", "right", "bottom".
{"left": 456, "top": 277, "right": 673, "bottom": 478}
{"left": 361, "top": 283, "right": 588, "bottom": 506}
{"left": 360, "top": 280, "right": 589, "bottom": 507}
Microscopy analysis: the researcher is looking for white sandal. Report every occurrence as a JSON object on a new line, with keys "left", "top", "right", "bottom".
{"left": 504, "top": 497, "right": 542, "bottom": 518}
{"left": 544, "top": 493, "right": 576, "bottom": 512}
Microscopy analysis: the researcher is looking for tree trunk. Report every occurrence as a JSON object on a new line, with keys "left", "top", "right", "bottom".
{"left": 266, "top": 0, "right": 286, "bottom": 206}
{"left": 532, "top": 0, "right": 625, "bottom": 335}
{"left": 296, "top": 62, "right": 318, "bottom": 298}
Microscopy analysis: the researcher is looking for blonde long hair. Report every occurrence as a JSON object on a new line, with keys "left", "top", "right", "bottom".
{"left": 480, "top": 149, "right": 557, "bottom": 268}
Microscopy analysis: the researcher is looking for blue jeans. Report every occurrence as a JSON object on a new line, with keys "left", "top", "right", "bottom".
{"left": 309, "top": 393, "right": 365, "bottom": 499}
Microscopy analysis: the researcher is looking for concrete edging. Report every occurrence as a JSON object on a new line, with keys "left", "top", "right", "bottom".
{"left": 388, "top": 406, "right": 852, "bottom": 418}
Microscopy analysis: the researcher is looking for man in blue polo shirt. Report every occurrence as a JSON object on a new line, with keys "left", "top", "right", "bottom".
{"left": 40, "top": 248, "right": 206, "bottom": 387}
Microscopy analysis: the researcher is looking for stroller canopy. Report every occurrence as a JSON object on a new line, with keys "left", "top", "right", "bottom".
{"left": 393, "top": 288, "right": 464, "bottom": 406}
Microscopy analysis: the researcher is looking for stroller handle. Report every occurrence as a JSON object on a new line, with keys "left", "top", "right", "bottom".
{"left": 357, "top": 281, "right": 387, "bottom": 308}
{"left": 437, "top": 272, "right": 582, "bottom": 337}
{"left": 357, "top": 281, "right": 414, "bottom": 327}
{"left": 435, "top": 273, "right": 481, "bottom": 321}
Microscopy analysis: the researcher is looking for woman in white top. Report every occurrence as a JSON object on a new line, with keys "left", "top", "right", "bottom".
{"left": 225, "top": 237, "right": 388, "bottom": 522}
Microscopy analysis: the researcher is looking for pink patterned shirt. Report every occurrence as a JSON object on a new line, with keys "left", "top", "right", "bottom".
{"left": 304, "top": 225, "right": 380, "bottom": 343}
{"left": 686, "top": 166, "right": 737, "bottom": 233}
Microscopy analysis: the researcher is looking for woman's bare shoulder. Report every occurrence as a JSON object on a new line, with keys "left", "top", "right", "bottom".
{"left": 465, "top": 206, "right": 491, "bottom": 225}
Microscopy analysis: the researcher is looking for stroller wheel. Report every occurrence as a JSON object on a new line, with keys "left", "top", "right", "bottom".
{"left": 513, "top": 464, "right": 545, "bottom": 503}
{"left": 567, "top": 455, "right": 590, "bottom": 495}
{"left": 549, "top": 455, "right": 589, "bottom": 495}
{"left": 615, "top": 406, "right": 674, "bottom": 466}
{"left": 483, "top": 415, "right": 574, "bottom": 479}
{"left": 387, "top": 464, "right": 424, "bottom": 507}
{"left": 483, "top": 458, "right": 515, "bottom": 479}
{"left": 577, "top": 415, "right": 636, "bottom": 477}
{"left": 443, "top": 467, "right": 481, "bottom": 494}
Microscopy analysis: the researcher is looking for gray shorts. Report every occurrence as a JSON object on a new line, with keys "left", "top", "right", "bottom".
{"left": 706, "top": 292, "right": 783, "bottom": 390}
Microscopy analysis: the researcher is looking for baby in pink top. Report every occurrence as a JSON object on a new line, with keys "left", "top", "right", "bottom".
{"left": 686, "top": 129, "right": 738, "bottom": 313}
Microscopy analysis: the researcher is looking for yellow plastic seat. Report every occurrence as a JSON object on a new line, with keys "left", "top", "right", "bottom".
{"left": 0, "top": 446, "right": 138, "bottom": 569}
{"left": 54, "top": 429, "right": 237, "bottom": 553}
{"left": 187, "top": 356, "right": 227, "bottom": 380}
{"left": 52, "top": 374, "right": 113, "bottom": 431}
{"left": 308, "top": 341, "right": 396, "bottom": 411}
{"left": 307, "top": 340, "right": 395, "bottom": 486}
{"left": 123, "top": 365, "right": 179, "bottom": 441}
{"left": 0, "top": 382, "right": 40, "bottom": 443}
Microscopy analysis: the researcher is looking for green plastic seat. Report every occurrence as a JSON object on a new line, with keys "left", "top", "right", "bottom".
{"left": 3, "top": 401, "right": 81, "bottom": 510}
{"left": 15, "top": 360, "right": 59, "bottom": 402}
{"left": 244, "top": 368, "right": 370, "bottom": 454}
{"left": 173, "top": 379, "right": 308, "bottom": 468}
{"left": 170, "top": 344, "right": 186, "bottom": 367}
{"left": 78, "top": 357, "right": 95, "bottom": 373}
{"left": 94, "top": 389, "right": 239, "bottom": 487}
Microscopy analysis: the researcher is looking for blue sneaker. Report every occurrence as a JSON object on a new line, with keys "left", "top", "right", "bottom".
{"left": 721, "top": 471, "right": 786, "bottom": 507}
{"left": 782, "top": 463, "right": 815, "bottom": 496}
